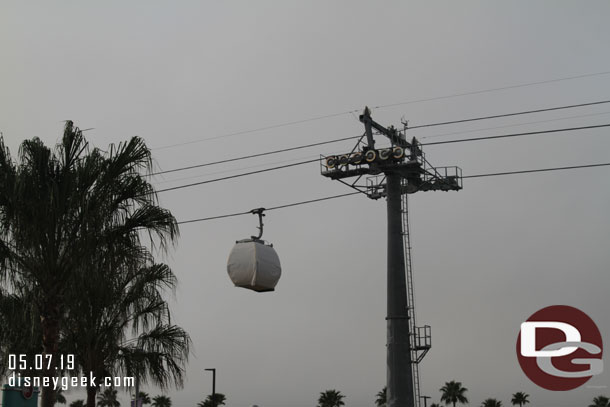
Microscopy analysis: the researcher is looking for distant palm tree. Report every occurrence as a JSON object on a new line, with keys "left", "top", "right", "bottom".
{"left": 138, "top": 392, "right": 151, "bottom": 406}
{"left": 317, "top": 390, "right": 345, "bottom": 407}
{"left": 71, "top": 401, "right": 85, "bottom": 407}
{"left": 152, "top": 396, "right": 172, "bottom": 407}
{"left": 56, "top": 389, "right": 67, "bottom": 404}
{"left": 481, "top": 399, "right": 502, "bottom": 407}
{"left": 375, "top": 387, "right": 386, "bottom": 407}
{"left": 97, "top": 388, "right": 120, "bottom": 407}
{"left": 197, "top": 394, "right": 226, "bottom": 407}
{"left": 440, "top": 381, "right": 468, "bottom": 407}
{"left": 589, "top": 396, "right": 610, "bottom": 407}
{"left": 511, "top": 392, "right": 529, "bottom": 406}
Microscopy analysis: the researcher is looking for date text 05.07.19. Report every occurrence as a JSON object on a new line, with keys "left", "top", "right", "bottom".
{"left": 8, "top": 354, "right": 75, "bottom": 371}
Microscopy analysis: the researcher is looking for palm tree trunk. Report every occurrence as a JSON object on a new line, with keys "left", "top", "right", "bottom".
{"left": 86, "top": 385, "right": 97, "bottom": 407}
{"left": 40, "top": 302, "right": 61, "bottom": 407}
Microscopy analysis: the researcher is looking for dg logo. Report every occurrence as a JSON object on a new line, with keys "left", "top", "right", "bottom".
{"left": 516, "top": 305, "right": 604, "bottom": 391}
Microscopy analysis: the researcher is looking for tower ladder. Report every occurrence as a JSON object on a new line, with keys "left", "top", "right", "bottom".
{"left": 401, "top": 179, "right": 420, "bottom": 407}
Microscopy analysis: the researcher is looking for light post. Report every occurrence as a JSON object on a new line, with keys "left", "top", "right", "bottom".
{"left": 131, "top": 349, "right": 143, "bottom": 407}
{"left": 204, "top": 368, "right": 216, "bottom": 407}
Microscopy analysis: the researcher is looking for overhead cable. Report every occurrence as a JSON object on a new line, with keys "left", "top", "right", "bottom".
{"left": 153, "top": 70, "right": 610, "bottom": 150}
{"left": 156, "top": 124, "right": 610, "bottom": 194}
{"left": 421, "top": 123, "right": 610, "bottom": 146}
{"left": 153, "top": 102, "right": 610, "bottom": 177}
{"left": 176, "top": 162, "right": 610, "bottom": 225}
{"left": 408, "top": 100, "right": 610, "bottom": 130}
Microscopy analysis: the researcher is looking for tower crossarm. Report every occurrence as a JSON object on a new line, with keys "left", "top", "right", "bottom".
{"left": 360, "top": 107, "right": 412, "bottom": 149}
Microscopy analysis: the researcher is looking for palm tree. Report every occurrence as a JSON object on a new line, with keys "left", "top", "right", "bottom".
{"left": 152, "top": 396, "right": 172, "bottom": 407}
{"left": 0, "top": 286, "right": 42, "bottom": 378}
{"left": 97, "top": 388, "right": 121, "bottom": 407}
{"left": 138, "top": 393, "right": 151, "bottom": 406}
{"left": 0, "top": 122, "right": 180, "bottom": 407}
{"left": 197, "top": 394, "right": 226, "bottom": 407}
{"left": 589, "top": 396, "right": 610, "bottom": 407}
{"left": 56, "top": 389, "right": 67, "bottom": 404}
{"left": 317, "top": 390, "right": 345, "bottom": 407}
{"left": 375, "top": 386, "right": 386, "bottom": 407}
{"left": 62, "top": 258, "right": 190, "bottom": 407}
{"left": 510, "top": 392, "right": 529, "bottom": 406}
{"left": 440, "top": 381, "right": 468, "bottom": 407}
{"left": 71, "top": 401, "right": 86, "bottom": 407}
{"left": 481, "top": 399, "right": 502, "bottom": 407}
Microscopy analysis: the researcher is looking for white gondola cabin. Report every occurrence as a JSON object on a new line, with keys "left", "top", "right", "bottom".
{"left": 227, "top": 239, "right": 281, "bottom": 292}
{"left": 226, "top": 208, "right": 281, "bottom": 292}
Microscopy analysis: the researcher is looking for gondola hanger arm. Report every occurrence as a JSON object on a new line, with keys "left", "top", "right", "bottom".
{"left": 250, "top": 207, "right": 266, "bottom": 240}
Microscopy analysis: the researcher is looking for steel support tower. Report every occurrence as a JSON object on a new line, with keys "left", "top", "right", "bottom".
{"left": 321, "top": 108, "right": 462, "bottom": 407}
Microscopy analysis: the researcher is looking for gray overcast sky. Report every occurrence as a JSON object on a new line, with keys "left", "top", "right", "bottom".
{"left": 1, "top": 2, "right": 610, "bottom": 407}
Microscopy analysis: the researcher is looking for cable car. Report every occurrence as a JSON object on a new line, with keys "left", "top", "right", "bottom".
{"left": 227, "top": 208, "right": 281, "bottom": 292}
